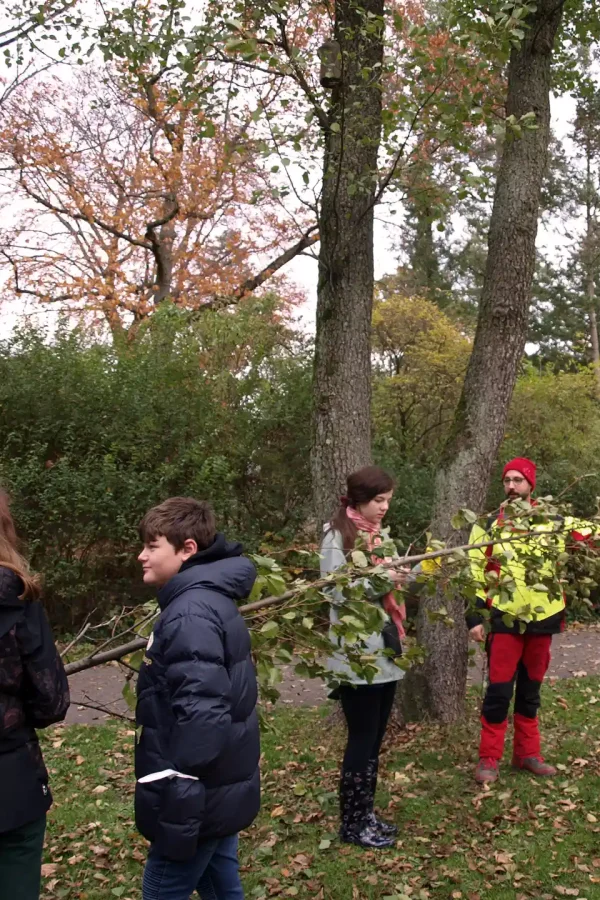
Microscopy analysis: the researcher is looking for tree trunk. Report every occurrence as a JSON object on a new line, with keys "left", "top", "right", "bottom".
{"left": 589, "top": 304, "right": 600, "bottom": 397}
{"left": 585, "top": 146, "right": 600, "bottom": 399}
{"left": 311, "top": 0, "right": 384, "bottom": 527}
{"left": 398, "top": 0, "right": 563, "bottom": 724}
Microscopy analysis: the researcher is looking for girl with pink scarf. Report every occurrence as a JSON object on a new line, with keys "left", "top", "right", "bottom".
{"left": 320, "top": 466, "right": 407, "bottom": 850}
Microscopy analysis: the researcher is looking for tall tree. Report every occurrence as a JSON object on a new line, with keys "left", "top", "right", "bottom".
{"left": 573, "top": 72, "right": 600, "bottom": 396}
{"left": 303, "top": 4, "right": 509, "bottom": 523}
{"left": 401, "top": 0, "right": 565, "bottom": 722}
{"left": 527, "top": 74, "right": 600, "bottom": 378}
{"left": 310, "top": 0, "right": 385, "bottom": 523}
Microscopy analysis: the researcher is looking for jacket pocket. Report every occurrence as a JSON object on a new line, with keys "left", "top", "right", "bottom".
{"left": 155, "top": 777, "right": 206, "bottom": 861}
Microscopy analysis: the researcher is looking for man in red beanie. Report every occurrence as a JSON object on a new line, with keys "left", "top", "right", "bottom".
{"left": 467, "top": 457, "right": 593, "bottom": 784}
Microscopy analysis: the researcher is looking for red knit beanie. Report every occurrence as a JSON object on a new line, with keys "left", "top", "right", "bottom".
{"left": 502, "top": 457, "right": 536, "bottom": 490}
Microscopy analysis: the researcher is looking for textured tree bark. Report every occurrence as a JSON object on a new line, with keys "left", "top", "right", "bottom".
{"left": 311, "top": 0, "right": 384, "bottom": 527}
{"left": 585, "top": 147, "right": 600, "bottom": 399}
{"left": 589, "top": 305, "right": 600, "bottom": 398}
{"left": 397, "top": 0, "right": 564, "bottom": 723}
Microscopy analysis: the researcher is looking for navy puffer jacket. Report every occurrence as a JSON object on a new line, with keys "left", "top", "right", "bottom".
{"left": 134, "top": 535, "right": 260, "bottom": 861}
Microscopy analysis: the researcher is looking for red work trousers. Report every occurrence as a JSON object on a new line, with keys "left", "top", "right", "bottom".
{"left": 479, "top": 632, "right": 552, "bottom": 761}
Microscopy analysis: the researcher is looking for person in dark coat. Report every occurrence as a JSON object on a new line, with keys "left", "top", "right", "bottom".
{"left": 0, "top": 489, "right": 70, "bottom": 900}
{"left": 135, "top": 496, "right": 260, "bottom": 900}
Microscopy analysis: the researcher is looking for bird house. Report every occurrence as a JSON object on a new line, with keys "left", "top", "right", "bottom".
{"left": 318, "top": 40, "right": 342, "bottom": 89}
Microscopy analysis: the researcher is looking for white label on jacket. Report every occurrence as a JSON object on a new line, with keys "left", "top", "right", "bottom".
{"left": 138, "top": 769, "right": 199, "bottom": 784}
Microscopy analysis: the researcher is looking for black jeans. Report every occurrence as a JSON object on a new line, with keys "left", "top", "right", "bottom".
{"left": 0, "top": 815, "right": 46, "bottom": 900}
{"left": 339, "top": 681, "right": 397, "bottom": 771}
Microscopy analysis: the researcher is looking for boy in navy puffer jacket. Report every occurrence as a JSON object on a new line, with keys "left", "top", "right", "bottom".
{"left": 134, "top": 497, "right": 259, "bottom": 900}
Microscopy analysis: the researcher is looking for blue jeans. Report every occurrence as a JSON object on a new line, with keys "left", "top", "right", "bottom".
{"left": 142, "top": 834, "right": 243, "bottom": 900}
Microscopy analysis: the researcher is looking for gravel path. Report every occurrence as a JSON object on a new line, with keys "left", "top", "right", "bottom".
{"left": 65, "top": 625, "right": 600, "bottom": 724}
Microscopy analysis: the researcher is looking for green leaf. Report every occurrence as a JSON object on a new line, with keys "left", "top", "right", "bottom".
{"left": 351, "top": 550, "right": 369, "bottom": 567}
{"left": 451, "top": 512, "right": 466, "bottom": 530}
{"left": 252, "top": 554, "right": 278, "bottom": 570}
{"left": 122, "top": 679, "right": 136, "bottom": 711}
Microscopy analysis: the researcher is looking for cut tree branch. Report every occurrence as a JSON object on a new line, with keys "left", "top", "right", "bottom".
{"left": 63, "top": 528, "right": 564, "bottom": 677}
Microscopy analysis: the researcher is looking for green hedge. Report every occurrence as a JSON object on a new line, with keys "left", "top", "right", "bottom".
{"left": 3, "top": 306, "right": 600, "bottom": 631}
{"left": 0, "top": 302, "right": 312, "bottom": 629}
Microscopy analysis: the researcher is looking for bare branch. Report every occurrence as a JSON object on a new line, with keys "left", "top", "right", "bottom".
{"left": 203, "top": 225, "right": 320, "bottom": 312}
{"left": 0, "top": 0, "right": 80, "bottom": 49}
{"left": 60, "top": 622, "right": 91, "bottom": 659}
{"left": 72, "top": 697, "right": 135, "bottom": 724}
{"left": 274, "top": 15, "right": 330, "bottom": 132}
{"left": 17, "top": 177, "right": 153, "bottom": 250}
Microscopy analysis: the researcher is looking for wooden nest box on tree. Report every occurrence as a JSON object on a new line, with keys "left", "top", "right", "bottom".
{"left": 318, "top": 40, "right": 342, "bottom": 88}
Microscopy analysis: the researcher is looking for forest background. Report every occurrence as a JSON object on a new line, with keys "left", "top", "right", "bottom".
{"left": 1, "top": 0, "right": 600, "bottom": 701}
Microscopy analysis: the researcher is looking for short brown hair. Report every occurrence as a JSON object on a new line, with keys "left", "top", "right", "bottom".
{"left": 139, "top": 497, "right": 216, "bottom": 551}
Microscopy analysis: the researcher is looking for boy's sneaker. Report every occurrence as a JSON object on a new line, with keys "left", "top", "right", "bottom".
{"left": 474, "top": 757, "right": 499, "bottom": 784}
{"left": 512, "top": 756, "right": 556, "bottom": 777}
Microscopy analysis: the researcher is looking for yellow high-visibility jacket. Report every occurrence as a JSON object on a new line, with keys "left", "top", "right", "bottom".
{"left": 467, "top": 510, "right": 595, "bottom": 635}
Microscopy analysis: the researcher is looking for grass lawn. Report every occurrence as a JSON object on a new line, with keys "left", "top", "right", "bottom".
{"left": 40, "top": 677, "right": 600, "bottom": 900}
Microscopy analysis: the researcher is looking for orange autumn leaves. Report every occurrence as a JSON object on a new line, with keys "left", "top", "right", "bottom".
{"left": 0, "top": 67, "right": 306, "bottom": 335}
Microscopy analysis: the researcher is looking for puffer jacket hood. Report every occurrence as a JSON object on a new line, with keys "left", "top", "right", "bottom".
{"left": 157, "top": 533, "right": 254, "bottom": 611}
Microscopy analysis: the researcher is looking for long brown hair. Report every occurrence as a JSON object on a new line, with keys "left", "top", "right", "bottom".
{"left": 328, "top": 466, "right": 395, "bottom": 552}
{"left": 0, "top": 489, "right": 40, "bottom": 599}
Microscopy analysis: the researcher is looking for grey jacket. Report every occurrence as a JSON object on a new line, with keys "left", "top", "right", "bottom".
{"left": 320, "top": 528, "right": 404, "bottom": 686}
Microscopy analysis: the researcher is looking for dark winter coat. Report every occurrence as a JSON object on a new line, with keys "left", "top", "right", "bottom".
{"left": 0, "top": 567, "right": 70, "bottom": 833}
{"left": 134, "top": 535, "right": 260, "bottom": 862}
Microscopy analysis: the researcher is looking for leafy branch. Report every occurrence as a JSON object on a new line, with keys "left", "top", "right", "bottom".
{"left": 64, "top": 497, "right": 599, "bottom": 711}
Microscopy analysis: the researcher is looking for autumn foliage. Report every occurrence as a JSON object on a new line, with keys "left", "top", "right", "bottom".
{"left": 0, "top": 66, "right": 310, "bottom": 336}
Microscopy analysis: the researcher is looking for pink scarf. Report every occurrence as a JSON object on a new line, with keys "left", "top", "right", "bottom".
{"left": 346, "top": 506, "right": 406, "bottom": 640}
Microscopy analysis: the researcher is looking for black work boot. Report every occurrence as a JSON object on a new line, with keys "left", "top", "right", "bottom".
{"left": 366, "top": 759, "right": 398, "bottom": 838}
{"left": 338, "top": 769, "right": 395, "bottom": 849}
